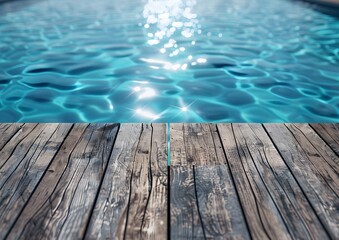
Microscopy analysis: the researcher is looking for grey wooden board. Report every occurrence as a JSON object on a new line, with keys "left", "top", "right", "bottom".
{"left": 232, "top": 124, "right": 329, "bottom": 239}
{"left": 285, "top": 124, "right": 339, "bottom": 191}
{"left": 264, "top": 124, "right": 339, "bottom": 239}
{"left": 0, "top": 124, "right": 72, "bottom": 239}
{"left": 171, "top": 165, "right": 250, "bottom": 240}
{"left": 7, "top": 124, "right": 119, "bottom": 240}
{"left": 171, "top": 123, "right": 225, "bottom": 166}
{"left": 310, "top": 124, "right": 339, "bottom": 156}
{"left": 85, "top": 124, "right": 167, "bottom": 240}
{"left": 85, "top": 123, "right": 142, "bottom": 239}
{"left": 170, "top": 123, "right": 249, "bottom": 239}
{"left": 0, "top": 123, "right": 24, "bottom": 151}
{"left": 170, "top": 123, "right": 187, "bottom": 166}
{"left": 1, "top": 123, "right": 338, "bottom": 240}
{"left": 0, "top": 124, "right": 38, "bottom": 168}
{"left": 218, "top": 123, "right": 290, "bottom": 240}
{"left": 171, "top": 166, "right": 205, "bottom": 239}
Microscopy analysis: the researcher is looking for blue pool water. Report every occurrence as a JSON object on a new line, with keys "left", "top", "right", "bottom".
{"left": 0, "top": 0, "right": 338, "bottom": 122}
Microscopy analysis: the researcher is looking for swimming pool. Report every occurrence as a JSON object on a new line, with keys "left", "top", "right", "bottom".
{"left": 0, "top": 0, "right": 338, "bottom": 122}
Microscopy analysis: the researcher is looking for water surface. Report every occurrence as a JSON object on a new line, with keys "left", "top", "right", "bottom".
{"left": 0, "top": 0, "right": 338, "bottom": 122}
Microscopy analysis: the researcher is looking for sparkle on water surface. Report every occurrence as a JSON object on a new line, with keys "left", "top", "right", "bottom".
{"left": 0, "top": 0, "right": 338, "bottom": 122}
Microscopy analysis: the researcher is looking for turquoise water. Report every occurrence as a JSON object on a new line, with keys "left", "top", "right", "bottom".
{"left": 0, "top": 0, "right": 338, "bottom": 122}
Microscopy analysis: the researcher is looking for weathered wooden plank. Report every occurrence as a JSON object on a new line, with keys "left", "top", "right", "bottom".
{"left": 86, "top": 123, "right": 167, "bottom": 239}
{"left": 195, "top": 165, "right": 250, "bottom": 239}
{"left": 1, "top": 122, "right": 337, "bottom": 239}
{"left": 0, "top": 123, "right": 38, "bottom": 167}
{"left": 117, "top": 123, "right": 167, "bottom": 239}
{"left": 0, "top": 123, "right": 22, "bottom": 138}
{"left": 206, "top": 124, "right": 250, "bottom": 239}
{"left": 0, "top": 124, "right": 72, "bottom": 239}
{"left": 117, "top": 124, "right": 154, "bottom": 238}
{"left": 85, "top": 124, "right": 142, "bottom": 239}
{"left": 138, "top": 123, "right": 167, "bottom": 238}
{"left": 300, "top": 124, "right": 339, "bottom": 166}
{"left": 171, "top": 123, "right": 225, "bottom": 166}
{"left": 171, "top": 166, "right": 204, "bottom": 239}
{"left": 217, "top": 123, "right": 290, "bottom": 240}
{"left": 310, "top": 124, "right": 339, "bottom": 156}
{"left": 184, "top": 123, "right": 222, "bottom": 166}
{"left": 171, "top": 123, "right": 249, "bottom": 239}
{"left": 0, "top": 124, "right": 47, "bottom": 187}
{"left": 0, "top": 123, "right": 24, "bottom": 150}
{"left": 0, "top": 123, "right": 10, "bottom": 132}
{"left": 8, "top": 124, "right": 119, "bottom": 240}
{"left": 285, "top": 124, "right": 339, "bottom": 192}
{"left": 170, "top": 124, "right": 207, "bottom": 238}
{"left": 170, "top": 123, "right": 187, "bottom": 166}
{"left": 235, "top": 124, "right": 330, "bottom": 239}
{"left": 264, "top": 124, "right": 339, "bottom": 239}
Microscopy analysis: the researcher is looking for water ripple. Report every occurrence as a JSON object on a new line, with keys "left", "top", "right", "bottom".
{"left": 0, "top": 0, "right": 338, "bottom": 122}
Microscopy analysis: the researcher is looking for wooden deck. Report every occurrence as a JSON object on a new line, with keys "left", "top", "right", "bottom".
{"left": 0, "top": 123, "right": 338, "bottom": 239}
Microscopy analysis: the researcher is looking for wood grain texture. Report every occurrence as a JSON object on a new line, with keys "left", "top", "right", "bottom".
{"left": 85, "top": 124, "right": 142, "bottom": 240}
{"left": 310, "top": 124, "right": 339, "bottom": 156}
{"left": 140, "top": 123, "right": 167, "bottom": 238}
{"left": 86, "top": 123, "right": 167, "bottom": 240}
{"left": 0, "top": 124, "right": 47, "bottom": 188}
{"left": 171, "top": 123, "right": 225, "bottom": 166}
{"left": 194, "top": 165, "right": 250, "bottom": 240}
{"left": 170, "top": 123, "right": 187, "bottom": 166}
{"left": 0, "top": 123, "right": 10, "bottom": 133}
{"left": 0, "top": 123, "right": 24, "bottom": 151}
{"left": 1, "top": 123, "right": 338, "bottom": 240}
{"left": 264, "top": 124, "right": 339, "bottom": 239}
{"left": 171, "top": 166, "right": 204, "bottom": 239}
{"left": 174, "top": 165, "right": 251, "bottom": 240}
{"left": 171, "top": 123, "right": 249, "bottom": 240}
{"left": 236, "top": 124, "right": 329, "bottom": 239}
{"left": 218, "top": 124, "right": 290, "bottom": 240}
{"left": 7, "top": 124, "right": 119, "bottom": 240}
{"left": 117, "top": 124, "right": 154, "bottom": 239}
{"left": 0, "top": 124, "right": 39, "bottom": 168}
{"left": 0, "top": 124, "right": 72, "bottom": 239}
{"left": 285, "top": 124, "right": 339, "bottom": 191}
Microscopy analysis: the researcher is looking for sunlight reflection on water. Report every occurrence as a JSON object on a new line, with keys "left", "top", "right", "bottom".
{"left": 134, "top": 0, "right": 206, "bottom": 120}
{"left": 143, "top": 0, "right": 206, "bottom": 68}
